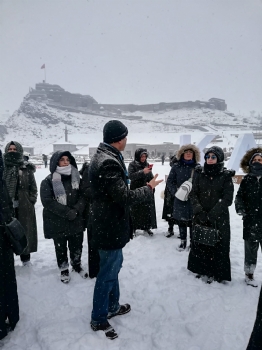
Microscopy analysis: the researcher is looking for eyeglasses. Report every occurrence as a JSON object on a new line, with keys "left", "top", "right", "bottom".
{"left": 205, "top": 155, "right": 217, "bottom": 160}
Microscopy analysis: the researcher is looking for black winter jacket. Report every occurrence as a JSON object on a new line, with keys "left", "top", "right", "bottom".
{"left": 88, "top": 143, "right": 153, "bottom": 250}
{"left": 235, "top": 174, "right": 262, "bottom": 241}
{"left": 40, "top": 151, "right": 86, "bottom": 239}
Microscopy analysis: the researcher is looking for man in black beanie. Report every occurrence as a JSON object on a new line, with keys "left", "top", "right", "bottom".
{"left": 88, "top": 120, "right": 162, "bottom": 339}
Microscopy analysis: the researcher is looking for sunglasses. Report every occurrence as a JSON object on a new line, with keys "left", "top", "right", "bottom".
{"left": 205, "top": 155, "right": 217, "bottom": 160}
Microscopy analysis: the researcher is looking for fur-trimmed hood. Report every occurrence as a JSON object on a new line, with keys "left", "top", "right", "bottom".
{"left": 176, "top": 144, "right": 201, "bottom": 163}
{"left": 240, "top": 147, "right": 262, "bottom": 173}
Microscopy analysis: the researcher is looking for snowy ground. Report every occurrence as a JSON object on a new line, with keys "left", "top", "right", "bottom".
{"left": 1, "top": 162, "right": 261, "bottom": 350}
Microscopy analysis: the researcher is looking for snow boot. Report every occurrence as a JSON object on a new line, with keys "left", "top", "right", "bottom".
{"left": 207, "top": 276, "right": 214, "bottom": 284}
{"left": 90, "top": 321, "right": 118, "bottom": 340}
{"left": 107, "top": 304, "right": 131, "bottom": 319}
{"left": 245, "top": 274, "right": 258, "bottom": 287}
{"left": 176, "top": 240, "right": 187, "bottom": 251}
{"left": 166, "top": 227, "right": 174, "bottom": 238}
{"left": 144, "top": 229, "right": 153, "bottom": 236}
{"left": 23, "top": 261, "right": 32, "bottom": 267}
{"left": 72, "top": 265, "right": 88, "bottom": 279}
{"left": 61, "top": 269, "right": 70, "bottom": 284}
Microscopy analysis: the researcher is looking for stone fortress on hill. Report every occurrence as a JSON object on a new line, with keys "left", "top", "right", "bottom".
{"left": 26, "top": 82, "right": 227, "bottom": 114}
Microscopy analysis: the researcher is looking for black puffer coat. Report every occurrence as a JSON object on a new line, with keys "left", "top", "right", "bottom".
{"left": 166, "top": 144, "right": 201, "bottom": 225}
{"left": 0, "top": 151, "right": 19, "bottom": 339}
{"left": 128, "top": 148, "right": 157, "bottom": 230}
{"left": 246, "top": 285, "right": 262, "bottom": 349}
{"left": 187, "top": 165, "right": 234, "bottom": 281}
{"left": 88, "top": 143, "right": 153, "bottom": 250}
{"left": 40, "top": 151, "right": 86, "bottom": 239}
{"left": 235, "top": 147, "right": 262, "bottom": 241}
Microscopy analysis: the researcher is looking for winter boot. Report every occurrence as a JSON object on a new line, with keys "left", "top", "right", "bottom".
{"left": 144, "top": 229, "right": 153, "bottom": 236}
{"left": 72, "top": 265, "right": 88, "bottom": 279}
{"left": 166, "top": 226, "right": 174, "bottom": 238}
{"left": 90, "top": 321, "right": 118, "bottom": 340}
{"left": 107, "top": 304, "right": 131, "bottom": 319}
{"left": 61, "top": 269, "right": 70, "bottom": 284}
{"left": 245, "top": 274, "right": 258, "bottom": 287}
{"left": 207, "top": 276, "right": 214, "bottom": 284}
{"left": 176, "top": 240, "right": 187, "bottom": 251}
{"left": 23, "top": 261, "right": 32, "bottom": 267}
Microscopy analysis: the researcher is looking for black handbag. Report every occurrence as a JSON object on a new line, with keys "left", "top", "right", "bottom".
{"left": 193, "top": 223, "right": 220, "bottom": 247}
{"left": 5, "top": 217, "right": 28, "bottom": 255}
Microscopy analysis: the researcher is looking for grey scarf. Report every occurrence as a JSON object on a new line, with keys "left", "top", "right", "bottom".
{"left": 52, "top": 164, "right": 80, "bottom": 205}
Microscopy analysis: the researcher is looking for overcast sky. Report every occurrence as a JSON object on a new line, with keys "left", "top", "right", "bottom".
{"left": 0, "top": 0, "right": 262, "bottom": 115}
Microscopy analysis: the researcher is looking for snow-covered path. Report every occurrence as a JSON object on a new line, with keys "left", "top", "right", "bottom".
{"left": 1, "top": 162, "right": 261, "bottom": 350}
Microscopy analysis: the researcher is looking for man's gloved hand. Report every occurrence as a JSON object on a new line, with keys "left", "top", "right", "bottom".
{"left": 196, "top": 211, "right": 209, "bottom": 223}
{"left": 67, "top": 209, "right": 78, "bottom": 221}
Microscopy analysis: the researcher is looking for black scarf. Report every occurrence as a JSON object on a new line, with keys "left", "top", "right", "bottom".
{"left": 204, "top": 162, "right": 224, "bottom": 176}
{"left": 3, "top": 152, "right": 24, "bottom": 200}
{"left": 249, "top": 162, "right": 262, "bottom": 176}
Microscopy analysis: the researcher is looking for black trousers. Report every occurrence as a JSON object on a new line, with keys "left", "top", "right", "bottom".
{"left": 53, "top": 232, "right": 84, "bottom": 270}
{"left": 87, "top": 229, "right": 100, "bottom": 279}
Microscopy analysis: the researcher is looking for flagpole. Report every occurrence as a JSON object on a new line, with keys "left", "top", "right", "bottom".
{"left": 45, "top": 66, "right": 46, "bottom": 83}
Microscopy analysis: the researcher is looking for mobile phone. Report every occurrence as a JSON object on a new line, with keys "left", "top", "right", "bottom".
{"left": 149, "top": 164, "right": 153, "bottom": 169}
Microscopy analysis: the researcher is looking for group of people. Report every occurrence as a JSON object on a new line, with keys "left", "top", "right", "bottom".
{"left": 0, "top": 120, "right": 261, "bottom": 346}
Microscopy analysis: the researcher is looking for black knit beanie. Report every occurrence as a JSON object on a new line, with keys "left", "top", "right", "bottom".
{"left": 205, "top": 146, "right": 224, "bottom": 163}
{"left": 103, "top": 120, "right": 128, "bottom": 144}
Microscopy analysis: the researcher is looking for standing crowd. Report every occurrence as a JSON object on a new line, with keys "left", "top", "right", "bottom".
{"left": 0, "top": 121, "right": 261, "bottom": 348}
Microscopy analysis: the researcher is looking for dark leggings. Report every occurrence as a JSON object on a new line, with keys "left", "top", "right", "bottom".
{"left": 179, "top": 226, "right": 193, "bottom": 241}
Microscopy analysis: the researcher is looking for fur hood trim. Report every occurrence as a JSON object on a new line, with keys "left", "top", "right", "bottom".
{"left": 240, "top": 147, "right": 262, "bottom": 173}
{"left": 176, "top": 144, "right": 201, "bottom": 163}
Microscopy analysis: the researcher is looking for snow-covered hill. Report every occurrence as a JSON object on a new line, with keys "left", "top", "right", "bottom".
{"left": 0, "top": 99, "right": 261, "bottom": 154}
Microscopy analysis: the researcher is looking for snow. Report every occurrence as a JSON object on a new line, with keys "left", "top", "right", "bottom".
{"left": 1, "top": 162, "right": 261, "bottom": 350}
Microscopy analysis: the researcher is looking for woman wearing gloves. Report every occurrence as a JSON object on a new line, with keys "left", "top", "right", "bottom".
{"left": 3, "top": 141, "right": 37, "bottom": 266}
{"left": 188, "top": 146, "right": 234, "bottom": 283}
{"left": 235, "top": 148, "right": 262, "bottom": 287}
{"left": 40, "top": 151, "right": 87, "bottom": 283}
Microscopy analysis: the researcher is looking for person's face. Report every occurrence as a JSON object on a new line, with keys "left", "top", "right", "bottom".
{"left": 206, "top": 152, "right": 217, "bottom": 164}
{"left": 140, "top": 154, "right": 147, "bottom": 162}
{"left": 252, "top": 155, "right": 262, "bottom": 164}
{"left": 183, "top": 150, "right": 193, "bottom": 161}
{"left": 58, "top": 156, "right": 70, "bottom": 167}
{"left": 118, "top": 137, "right": 127, "bottom": 151}
{"left": 8, "top": 145, "right": 17, "bottom": 152}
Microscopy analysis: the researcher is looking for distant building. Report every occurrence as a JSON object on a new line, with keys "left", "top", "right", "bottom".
{"left": 23, "top": 146, "right": 34, "bottom": 155}
{"left": 53, "top": 141, "right": 77, "bottom": 153}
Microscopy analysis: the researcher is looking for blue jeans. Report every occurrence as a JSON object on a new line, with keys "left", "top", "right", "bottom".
{"left": 91, "top": 249, "right": 123, "bottom": 325}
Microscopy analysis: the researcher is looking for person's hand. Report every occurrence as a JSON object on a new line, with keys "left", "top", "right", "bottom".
{"left": 143, "top": 167, "right": 151, "bottom": 174}
{"left": 196, "top": 211, "right": 208, "bottom": 222}
{"left": 147, "top": 174, "right": 163, "bottom": 189}
{"left": 67, "top": 209, "right": 78, "bottom": 221}
{"left": 237, "top": 210, "right": 245, "bottom": 216}
{"left": 29, "top": 197, "right": 37, "bottom": 205}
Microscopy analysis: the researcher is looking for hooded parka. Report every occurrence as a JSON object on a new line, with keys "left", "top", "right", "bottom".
{"left": 235, "top": 147, "right": 262, "bottom": 241}
{"left": 4, "top": 141, "right": 37, "bottom": 255}
{"left": 128, "top": 148, "right": 157, "bottom": 231}
{"left": 166, "top": 144, "right": 201, "bottom": 225}
{"left": 40, "top": 151, "right": 86, "bottom": 239}
{"left": 88, "top": 143, "right": 153, "bottom": 250}
{"left": 0, "top": 150, "right": 19, "bottom": 339}
{"left": 188, "top": 146, "right": 234, "bottom": 281}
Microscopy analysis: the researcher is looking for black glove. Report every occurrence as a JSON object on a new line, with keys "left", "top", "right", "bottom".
{"left": 196, "top": 211, "right": 208, "bottom": 223}
{"left": 67, "top": 209, "right": 78, "bottom": 221}
{"left": 29, "top": 197, "right": 37, "bottom": 205}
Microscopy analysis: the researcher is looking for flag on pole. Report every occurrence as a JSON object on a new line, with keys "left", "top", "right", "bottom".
{"left": 41, "top": 64, "right": 45, "bottom": 69}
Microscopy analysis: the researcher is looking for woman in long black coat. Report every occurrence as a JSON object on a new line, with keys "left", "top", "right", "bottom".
{"left": 162, "top": 155, "right": 178, "bottom": 237}
{"left": 246, "top": 285, "right": 262, "bottom": 349}
{"left": 3, "top": 141, "right": 38, "bottom": 266}
{"left": 40, "top": 151, "right": 87, "bottom": 283}
{"left": 0, "top": 150, "right": 19, "bottom": 340}
{"left": 235, "top": 147, "right": 262, "bottom": 287}
{"left": 128, "top": 148, "right": 157, "bottom": 236}
{"left": 166, "top": 144, "right": 200, "bottom": 250}
{"left": 188, "top": 146, "right": 234, "bottom": 283}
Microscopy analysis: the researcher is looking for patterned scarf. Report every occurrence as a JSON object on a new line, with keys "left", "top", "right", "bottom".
{"left": 3, "top": 151, "right": 24, "bottom": 200}
{"left": 52, "top": 164, "right": 80, "bottom": 205}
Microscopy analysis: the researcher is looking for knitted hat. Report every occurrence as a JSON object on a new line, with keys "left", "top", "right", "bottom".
{"left": 5, "top": 141, "right": 24, "bottom": 154}
{"left": 205, "top": 146, "right": 224, "bottom": 163}
{"left": 249, "top": 152, "right": 262, "bottom": 165}
{"left": 103, "top": 120, "right": 128, "bottom": 144}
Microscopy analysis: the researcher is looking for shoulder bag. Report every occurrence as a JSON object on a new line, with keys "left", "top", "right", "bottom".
{"left": 175, "top": 169, "right": 194, "bottom": 201}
